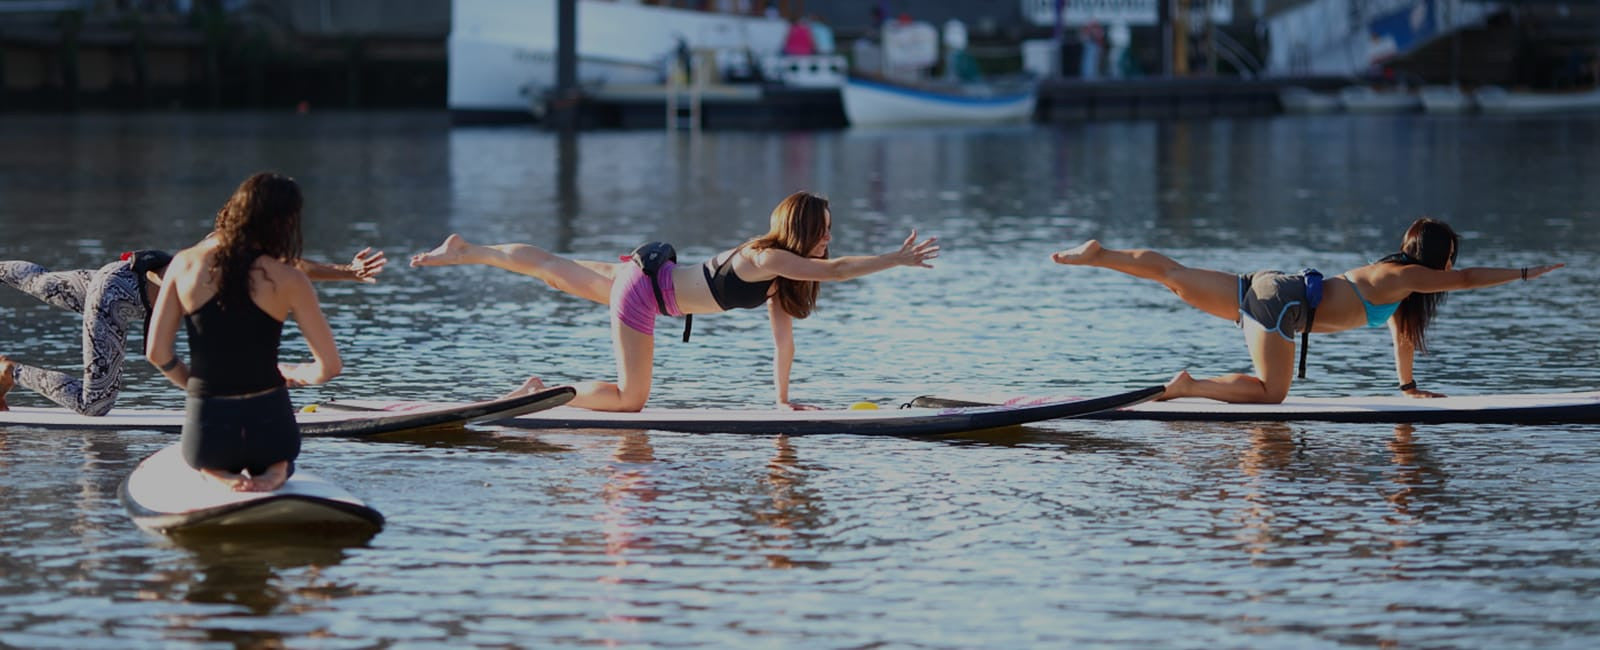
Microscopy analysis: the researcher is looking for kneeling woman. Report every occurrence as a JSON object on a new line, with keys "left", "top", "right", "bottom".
{"left": 146, "top": 173, "right": 342, "bottom": 492}
{"left": 410, "top": 191, "right": 939, "bottom": 412}
{"left": 1052, "top": 218, "right": 1562, "bottom": 404}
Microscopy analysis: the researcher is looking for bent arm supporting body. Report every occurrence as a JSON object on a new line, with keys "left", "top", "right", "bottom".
{"left": 145, "top": 272, "right": 191, "bottom": 389}
{"left": 278, "top": 268, "right": 342, "bottom": 386}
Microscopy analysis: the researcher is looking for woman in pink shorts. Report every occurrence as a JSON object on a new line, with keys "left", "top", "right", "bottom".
{"left": 410, "top": 191, "right": 939, "bottom": 412}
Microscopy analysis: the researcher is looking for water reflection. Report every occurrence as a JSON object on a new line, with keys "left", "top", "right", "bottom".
{"left": 752, "top": 435, "right": 827, "bottom": 570}
{"left": 554, "top": 130, "right": 580, "bottom": 252}
{"left": 1229, "top": 422, "right": 1303, "bottom": 563}
{"left": 368, "top": 425, "right": 571, "bottom": 454}
{"left": 599, "top": 432, "right": 660, "bottom": 565}
{"left": 158, "top": 532, "right": 372, "bottom": 646}
{"left": 1379, "top": 423, "right": 1448, "bottom": 542}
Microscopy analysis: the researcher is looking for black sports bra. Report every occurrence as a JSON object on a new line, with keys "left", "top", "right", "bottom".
{"left": 183, "top": 291, "right": 285, "bottom": 397}
{"left": 702, "top": 246, "right": 774, "bottom": 310}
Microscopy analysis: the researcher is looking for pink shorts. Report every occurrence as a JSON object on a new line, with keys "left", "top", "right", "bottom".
{"left": 610, "top": 261, "right": 682, "bottom": 336}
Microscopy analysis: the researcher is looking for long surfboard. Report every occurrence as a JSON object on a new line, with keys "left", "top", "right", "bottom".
{"left": 119, "top": 444, "right": 384, "bottom": 534}
{"left": 331, "top": 386, "right": 1163, "bottom": 436}
{"left": 0, "top": 386, "right": 575, "bottom": 436}
{"left": 905, "top": 390, "right": 1600, "bottom": 424}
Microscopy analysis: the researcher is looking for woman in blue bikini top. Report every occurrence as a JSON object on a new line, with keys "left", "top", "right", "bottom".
{"left": 1051, "top": 218, "right": 1564, "bottom": 404}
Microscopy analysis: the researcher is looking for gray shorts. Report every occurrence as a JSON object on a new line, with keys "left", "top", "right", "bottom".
{"left": 1237, "top": 270, "right": 1310, "bottom": 341}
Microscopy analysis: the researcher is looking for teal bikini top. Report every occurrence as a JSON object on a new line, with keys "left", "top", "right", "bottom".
{"left": 1343, "top": 273, "right": 1401, "bottom": 328}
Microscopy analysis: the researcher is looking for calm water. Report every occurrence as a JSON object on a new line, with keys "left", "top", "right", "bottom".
{"left": 2, "top": 112, "right": 1599, "bottom": 648}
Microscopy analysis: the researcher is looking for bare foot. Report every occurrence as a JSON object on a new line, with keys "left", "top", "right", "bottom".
{"left": 1051, "top": 240, "right": 1103, "bottom": 265}
{"left": 409, "top": 234, "right": 474, "bottom": 268}
{"left": 243, "top": 462, "right": 289, "bottom": 492}
{"left": 200, "top": 468, "right": 253, "bottom": 492}
{"left": 503, "top": 375, "right": 548, "bottom": 399}
{"left": 0, "top": 357, "right": 15, "bottom": 412}
{"left": 1157, "top": 370, "right": 1195, "bottom": 402}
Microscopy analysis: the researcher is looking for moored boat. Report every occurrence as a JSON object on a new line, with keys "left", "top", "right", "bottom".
{"left": 1475, "top": 86, "right": 1600, "bottom": 114}
{"left": 1337, "top": 85, "right": 1421, "bottom": 113}
{"left": 449, "top": 0, "right": 789, "bottom": 124}
{"left": 1419, "top": 85, "right": 1476, "bottom": 113}
{"left": 841, "top": 76, "right": 1036, "bottom": 127}
{"left": 1277, "top": 86, "right": 1341, "bottom": 114}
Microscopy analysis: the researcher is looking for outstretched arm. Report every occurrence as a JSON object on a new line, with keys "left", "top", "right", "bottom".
{"left": 296, "top": 247, "right": 387, "bottom": 283}
{"left": 769, "top": 301, "right": 818, "bottom": 410}
{"left": 1401, "top": 263, "right": 1563, "bottom": 293}
{"left": 754, "top": 230, "right": 938, "bottom": 282}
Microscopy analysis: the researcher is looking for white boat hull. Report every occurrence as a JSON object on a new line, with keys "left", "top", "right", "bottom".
{"left": 1277, "top": 86, "right": 1341, "bottom": 114}
{"left": 1419, "top": 85, "right": 1475, "bottom": 113}
{"left": 842, "top": 78, "right": 1036, "bottom": 127}
{"left": 1475, "top": 87, "right": 1600, "bottom": 114}
{"left": 1338, "top": 86, "right": 1421, "bottom": 113}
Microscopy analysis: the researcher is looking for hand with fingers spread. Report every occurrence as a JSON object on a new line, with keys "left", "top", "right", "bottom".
{"left": 892, "top": 229, "right": 940, "bottom": 268}
{"left": 349, "top": 247, "right": 388, "bottom": 283}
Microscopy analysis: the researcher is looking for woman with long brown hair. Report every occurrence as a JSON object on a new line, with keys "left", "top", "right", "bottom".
{"left": 410, "top": 191, "right": 938, "bottom": 412}
{"left": 1052, "top": 218, "right": 1563, "bottom": 403}
{"left": 145, "top": 172, "right": 342, "bottom": 492}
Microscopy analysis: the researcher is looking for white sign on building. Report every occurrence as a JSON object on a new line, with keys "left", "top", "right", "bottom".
{"left": 1020, "top": 0, "right": 1233, "bottom": 27}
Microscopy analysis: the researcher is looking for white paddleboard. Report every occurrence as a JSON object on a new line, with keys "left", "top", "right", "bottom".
{"left": 908, "top": 390, "right": 1600, "bottom": 424}
{"left": 0, "top": 387, "right": 574, "bottom": 436}
{"left": 331, "top": 386, "right": 1164, "bottom": 435}
{"left": 119, "top": 444, "right": 384, "bottom": 534}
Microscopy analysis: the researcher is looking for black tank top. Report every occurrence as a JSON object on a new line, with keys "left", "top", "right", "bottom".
{"left": 183, "top": 290, "right": 285, "bottom": 397}
{"left": 702, "top": 246, "right": 775, "bottom": 310}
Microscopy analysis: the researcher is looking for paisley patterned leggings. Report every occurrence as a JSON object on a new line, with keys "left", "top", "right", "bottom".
{"left": 1, "top": 260, "right": 145, "bottom": 416}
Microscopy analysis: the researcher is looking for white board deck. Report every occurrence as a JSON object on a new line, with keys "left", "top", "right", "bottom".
{"left": 909, "top": 390, "right": 1600, "bottom": 424}
{"left": 343, "top": 386, "right": 1164, "bottom": 435}
{"left": 119, "top": 444, "right": 383, "bottom": 534}
{"left": 0, "top": 387, "right": 574, "bottom": 436}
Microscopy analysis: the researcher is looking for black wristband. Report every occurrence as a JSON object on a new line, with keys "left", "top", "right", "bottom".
{"left": 1398, "top": 381, "right": 1417, "bottom": 392}
{"left": 158, "top": 357, "right": 181, "bottom": 372}
{"left": 1521, "top": 267, "right": 1528, "bottom": 281}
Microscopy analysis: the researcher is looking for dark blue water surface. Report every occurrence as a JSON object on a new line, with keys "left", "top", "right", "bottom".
{"left": 2, "top": 112, "right": 1598, "bottom": 648}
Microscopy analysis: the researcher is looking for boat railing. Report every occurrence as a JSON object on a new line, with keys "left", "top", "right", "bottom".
{"left": 1212, "top": 30, "right": 1263, "bottom": 79}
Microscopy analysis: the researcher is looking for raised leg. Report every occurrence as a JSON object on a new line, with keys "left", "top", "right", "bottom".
{"left": 1053, "top": 240, "right": 1240, "bottom": 321}
{"left": 0, "top": 261, "right": 96, "bottom": 313}
{"left": 411, "top": 234, "right": 615, "bottom": 304}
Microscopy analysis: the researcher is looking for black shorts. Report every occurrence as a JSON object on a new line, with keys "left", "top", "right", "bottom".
{"left": 1237, "top": 270, "right": 1311, "bottom": 341}
{"left": 181, "top": 386, "right": 300, "bottom": 478}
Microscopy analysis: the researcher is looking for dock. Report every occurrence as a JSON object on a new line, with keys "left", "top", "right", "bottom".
{"left": 1036, "top": 77, "right": 1345, "bottom": 122}
{"left": 559, "top": 76, "right": 1350, "bottom": 130}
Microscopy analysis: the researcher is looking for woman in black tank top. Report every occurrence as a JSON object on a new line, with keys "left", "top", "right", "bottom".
{"left": 145, "top": 173, "right": 343, "bottom": 493}
{"left": 411, "top": 191, "right": 939, "bottom": 412}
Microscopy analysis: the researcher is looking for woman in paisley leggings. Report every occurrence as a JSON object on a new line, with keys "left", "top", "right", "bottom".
{"left": 0, "top": 247, "right": 384, "bottom": 415}
{"left": 0, "top": 251, "right": 168, "bottom": 415}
